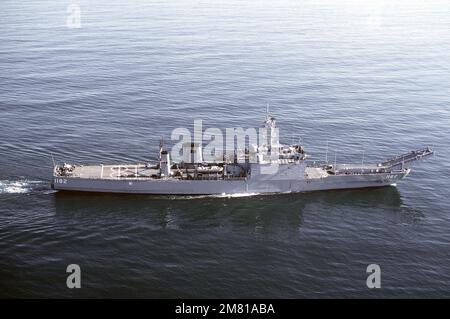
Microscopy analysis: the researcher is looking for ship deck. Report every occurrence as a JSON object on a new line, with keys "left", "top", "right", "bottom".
{"left": 64, "top": 164, "right": 160, "bottom": 180}
{"left": 57, "top": 162, "right": 395, "bottom": 181}
{"left": 305, "top": 167, "right": 329, "bottom": 179}
{"left": 56, "top": 164, "right": 241, "bottom": 181}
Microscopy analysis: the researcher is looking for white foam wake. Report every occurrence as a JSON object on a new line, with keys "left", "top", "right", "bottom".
{"left": 161, "top": 192, "right": 262, "bottom": 200}
{"left": 215, "top": 192, "right": 261, "bottom": 198}
{"left": 187, "top": 192, "right": 261, "bottom": 199}
{"left": 0, "top": 180, "right": 45, "bottom": 194}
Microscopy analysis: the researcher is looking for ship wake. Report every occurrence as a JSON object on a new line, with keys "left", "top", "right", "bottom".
{"left": 159, "top": 192, "right": 262, "bottom": 200}
{"left": 0, "top": 180, "right": 50, "bottom": 194}
{"left": 215, "top": 192, "right": 261, "bottom": 198}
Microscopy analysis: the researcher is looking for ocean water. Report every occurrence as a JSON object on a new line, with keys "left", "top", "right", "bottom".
{"left": 1, "top": 0, "right": 450, "bottom": 298}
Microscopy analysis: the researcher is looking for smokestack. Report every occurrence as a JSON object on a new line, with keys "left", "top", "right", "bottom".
{"left": 160, "top": 149, "right": 171, "bottom": 176}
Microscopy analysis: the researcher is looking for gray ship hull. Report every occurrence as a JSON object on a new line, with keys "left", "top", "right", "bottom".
{"left": 52, "top": 170, "right": 408, "bottom": 195}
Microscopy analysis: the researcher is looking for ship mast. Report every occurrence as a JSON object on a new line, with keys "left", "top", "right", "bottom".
{"left": 159, "top": 136, "right": 164, "bottom": 160}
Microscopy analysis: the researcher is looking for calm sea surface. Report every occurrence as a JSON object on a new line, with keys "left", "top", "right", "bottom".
{"left": 1, "top": 0, "right": 450, "bottom": 298}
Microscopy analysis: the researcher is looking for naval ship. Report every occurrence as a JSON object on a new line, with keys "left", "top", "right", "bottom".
{"left": 52, "top": 113, "right": 433, "bottom": 195}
